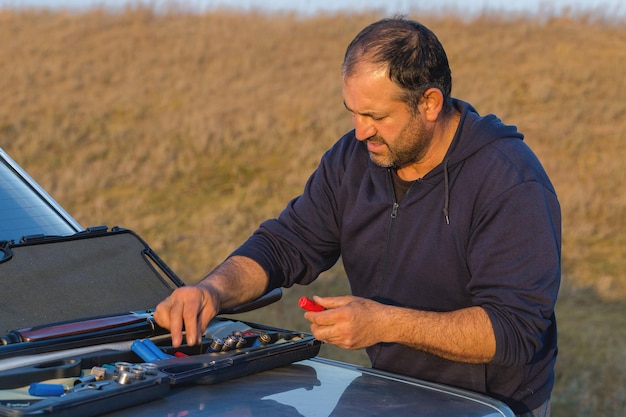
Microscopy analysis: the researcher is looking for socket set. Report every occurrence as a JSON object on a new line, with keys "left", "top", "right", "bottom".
{"left": 0, "top": 357, "right": 169, "bottom": 417}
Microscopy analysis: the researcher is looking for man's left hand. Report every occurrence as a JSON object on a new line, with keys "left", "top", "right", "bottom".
{"left": 303, "top": 295, "right": 386, "bottom": 349}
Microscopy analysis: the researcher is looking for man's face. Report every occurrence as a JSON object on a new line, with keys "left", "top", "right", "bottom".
{"left": 342, "top": 63, "right": 434, "bottom": 170}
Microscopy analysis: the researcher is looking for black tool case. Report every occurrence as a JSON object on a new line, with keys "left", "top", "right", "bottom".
{"left": 0, "top": 227, "right": 321, "bottom": 417}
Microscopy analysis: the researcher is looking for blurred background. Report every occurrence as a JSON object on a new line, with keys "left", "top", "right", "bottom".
{"left": 0, "top": 1, "right": 624, "bottom": 415}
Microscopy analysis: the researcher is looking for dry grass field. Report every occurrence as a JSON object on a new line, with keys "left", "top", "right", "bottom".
{"left": 0, "top": 5, "right": 624, "bottom": 416}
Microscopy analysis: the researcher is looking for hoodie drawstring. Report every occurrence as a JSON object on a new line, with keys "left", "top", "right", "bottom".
{"left": 443, "top": 160, "right": 450, "bottom": 225}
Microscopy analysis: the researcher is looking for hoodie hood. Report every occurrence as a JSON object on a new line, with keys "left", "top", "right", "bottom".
{"left": 444, "top": 99, "right": 524, "bottom": 166}
{"left": 437, "top": 99, "right": 525, "bottom": 223}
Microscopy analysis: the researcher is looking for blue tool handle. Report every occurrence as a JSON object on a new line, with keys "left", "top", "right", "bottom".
{"left": 131, "top": 339, "right": 159, "bottom": 362}
{"left": 29, "top": 382, "right": 66, "bottom": 396}
{"left": 140, "top": 338, "right": 173, "bottom": 360}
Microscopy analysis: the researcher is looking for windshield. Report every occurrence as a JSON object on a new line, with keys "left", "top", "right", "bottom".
{"left": 0, "top": 149, "right": 82, "bottom": 243}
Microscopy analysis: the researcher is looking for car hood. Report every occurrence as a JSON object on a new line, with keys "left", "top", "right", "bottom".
{"left": 100, "top": 358, "right": 513, "bottom": 417}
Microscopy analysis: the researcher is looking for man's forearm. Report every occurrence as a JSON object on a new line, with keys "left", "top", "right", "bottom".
{"left": 382, "top": 305, "right": 496, "bottom": 364}
{"left": 197, "top": 255, "right": 269, "bottom": 311}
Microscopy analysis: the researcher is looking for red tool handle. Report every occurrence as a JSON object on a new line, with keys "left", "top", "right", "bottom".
{"left": 298, "top": 296, "right": 325, "bottom": 312}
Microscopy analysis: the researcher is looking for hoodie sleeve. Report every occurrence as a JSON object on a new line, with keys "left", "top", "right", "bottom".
{"left": 467, "top": 176, "right": 561, "bottom": 367}
{"left": 230, "top": 136, "right": 353, "bottom": 291}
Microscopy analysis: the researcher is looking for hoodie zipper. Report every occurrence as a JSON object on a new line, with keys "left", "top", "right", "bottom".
{"left": 382, "top": 201, "right": 399, "bottom": 283}
{"left": 380, "top": 168, "right": 412, "bottom": 293}
{"left": 372, "top": 174, "right": 408, "bottom": 367}
{"left": 390, "top": 202, "right": 399, "bottom": 219}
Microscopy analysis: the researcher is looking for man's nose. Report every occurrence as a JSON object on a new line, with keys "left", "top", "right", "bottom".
{"left": 353, "top": 115, "right": 376, "bottom": 141}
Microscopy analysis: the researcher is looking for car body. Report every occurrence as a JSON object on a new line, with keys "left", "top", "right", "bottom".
{"left": 0, "top": 148, "right": 515, "bottom": 417}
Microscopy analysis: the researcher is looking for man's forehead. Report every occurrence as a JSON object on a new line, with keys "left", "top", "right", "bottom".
{"left": 343, "top": 59, "right": 388, "bottom": 80}
{"left": 342, "top": 78, "right": 406, "bottom": 117}
{"left": 343, "top": 63, "right": 403, "bottom": 103}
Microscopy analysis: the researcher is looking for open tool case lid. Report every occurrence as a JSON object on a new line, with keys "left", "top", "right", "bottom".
{"left": 0, "top": 227, "right": 321, "bottom": 416}
{"left": 0, "top": 226, "right": 184, "bottom": 333}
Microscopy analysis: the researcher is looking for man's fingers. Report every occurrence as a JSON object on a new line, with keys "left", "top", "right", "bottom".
{"left": 153, "top": 299, "right": 171, "bottom": 330}
{"left": 306, "top": 296, "right": 381, "bottom": 350}
{"left": 168, "top": 298, "right": 186, "bottom": 348}
{"left": 312, "top": 295, "right": 354, "bottom": 309}
{"left": 154, "top": 287, "right": 211, "bottom": 348}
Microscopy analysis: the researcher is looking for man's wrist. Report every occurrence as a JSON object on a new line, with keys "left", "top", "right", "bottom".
{"left": 195, "top": 278, "right": 223, "bottom": 313}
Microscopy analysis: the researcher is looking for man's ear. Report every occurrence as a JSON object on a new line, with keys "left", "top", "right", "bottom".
{"left": 420, "top": 88, "right": 445, "bottom": 122}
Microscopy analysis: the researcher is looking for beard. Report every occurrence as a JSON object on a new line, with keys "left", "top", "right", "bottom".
{"left": 366, "top": 115, "right": 433, "bottom": 169}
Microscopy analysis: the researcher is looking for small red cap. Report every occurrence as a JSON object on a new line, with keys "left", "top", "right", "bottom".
{"left": 298, "top": 296, "right": 325, "bottom": 312}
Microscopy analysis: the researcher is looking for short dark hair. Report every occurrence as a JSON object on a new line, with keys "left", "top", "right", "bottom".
{"left": 343, "top": 17, "right": 453, "bottom": 113}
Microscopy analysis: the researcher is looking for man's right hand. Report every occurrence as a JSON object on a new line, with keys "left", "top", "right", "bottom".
{"left": 154, "top": 256, "right": 269, "bottom": 348}
{"left": 154, "top": 285, "right": 220, "bottom": 348}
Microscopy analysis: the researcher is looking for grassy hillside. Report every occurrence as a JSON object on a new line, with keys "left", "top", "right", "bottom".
{"left": 0, "top": 6, "right": 624, "bottom": 416}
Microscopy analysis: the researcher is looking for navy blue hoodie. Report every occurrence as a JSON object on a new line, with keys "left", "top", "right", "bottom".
{"left": 233, "top": 99, "right": 561, "bottom": 413}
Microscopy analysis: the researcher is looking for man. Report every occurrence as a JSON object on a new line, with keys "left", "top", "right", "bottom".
{"left": 155, "top": 17, "right": 560, "bottom": 417}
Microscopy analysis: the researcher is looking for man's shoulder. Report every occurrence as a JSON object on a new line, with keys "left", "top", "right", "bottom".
{"left": 467, "top": 136, "right": 547, "bottom": 178}
{"left": 457, "top": 138, "right": 557, "bottom": 205}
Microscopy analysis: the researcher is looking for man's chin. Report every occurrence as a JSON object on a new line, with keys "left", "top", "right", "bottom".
{"left": 368, "top": 153, "right": 395, "bottom": 168}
